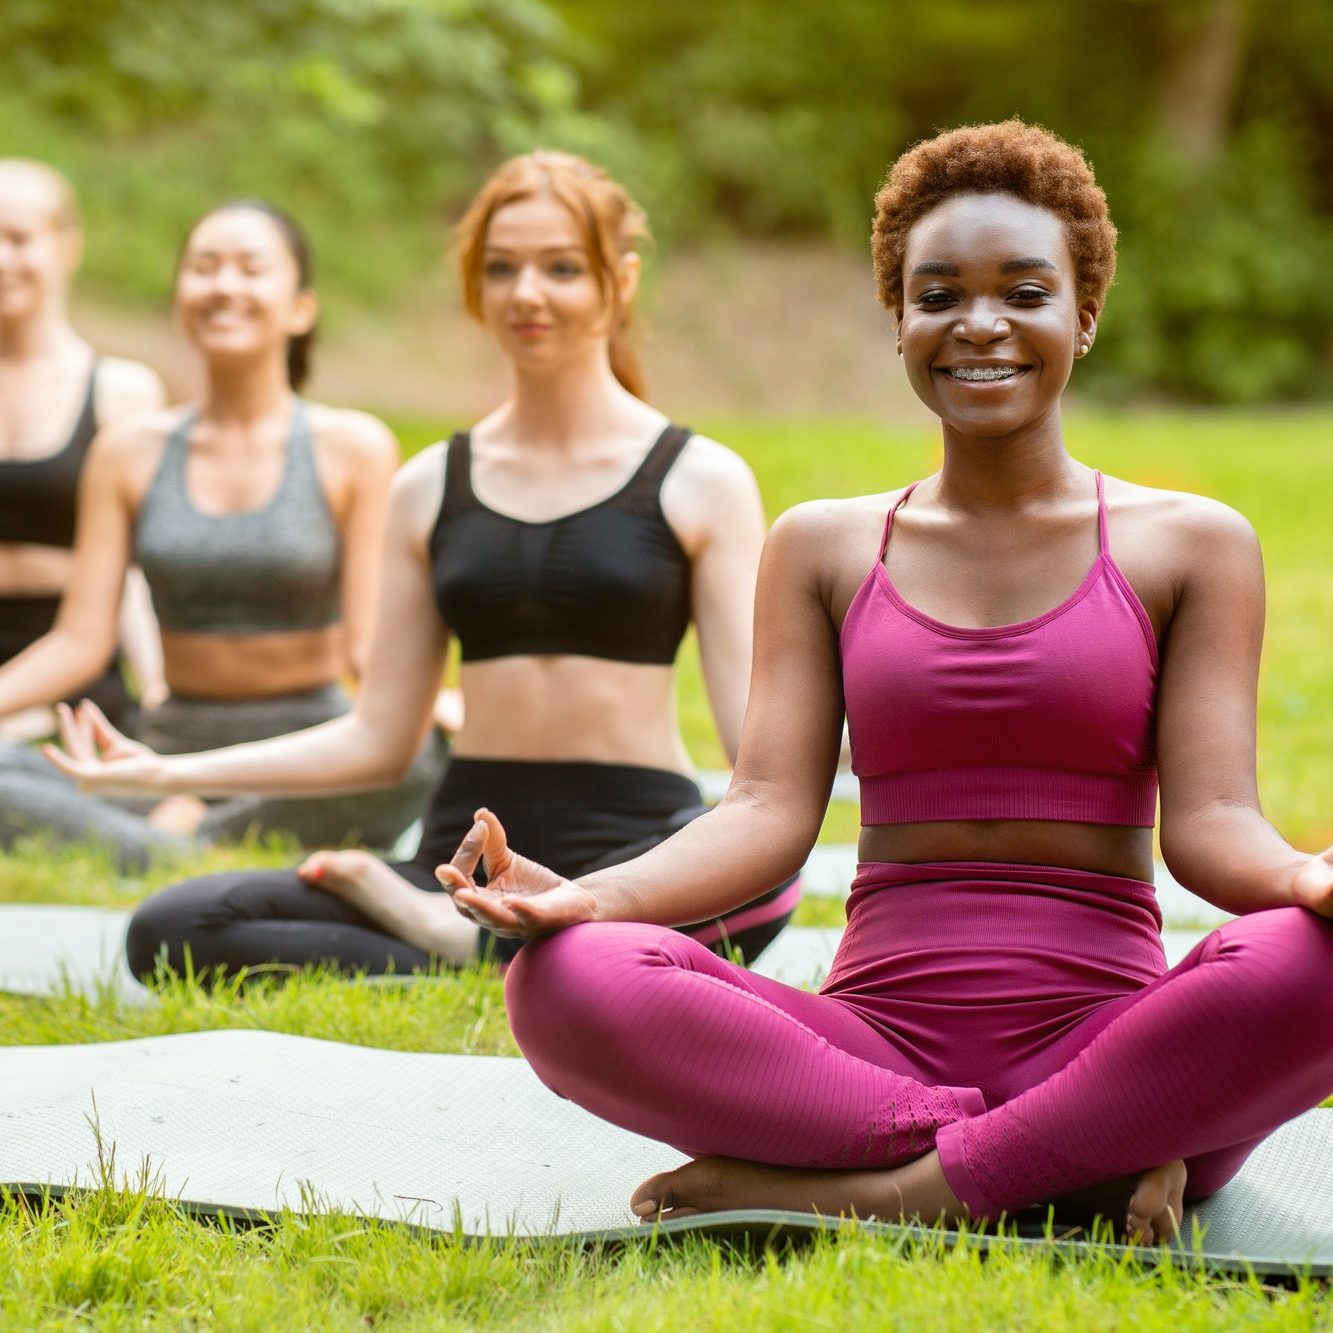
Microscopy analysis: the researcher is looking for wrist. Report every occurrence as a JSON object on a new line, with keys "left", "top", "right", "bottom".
{"left": 578, "top": 879, "right": 610, "bottom": 923}
{"left": 156, "top": 754, "right": 194, "bottom": 796}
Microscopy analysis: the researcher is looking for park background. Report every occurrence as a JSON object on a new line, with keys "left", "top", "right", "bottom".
{"left": 4, "top": 4, "right": 1333, "bottom": 1326}
{"left": 6, "top": 0, "right": 1333, "bottom": 844}
{"left": 9, "top": 0, "right": 1329, "bottom": 839}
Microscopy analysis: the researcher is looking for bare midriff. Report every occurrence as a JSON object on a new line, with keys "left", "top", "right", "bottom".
{"left": 160, "top": 624, "right": 345, "bottom": 700}
{"left": 858, "top": 819, "right": 1155, "bottom": 882}
{"left": 454, "top": 656, "right": 693, "bottom": 773}
{"left": 0, "top": 543, "right": 73, "bottom": 597}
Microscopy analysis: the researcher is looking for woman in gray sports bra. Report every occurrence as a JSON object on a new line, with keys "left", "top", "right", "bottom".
{"left": 0, "top": 199, "right": 443, "bottom": 864}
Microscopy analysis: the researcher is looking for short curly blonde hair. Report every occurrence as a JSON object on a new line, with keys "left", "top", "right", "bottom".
{"left": 872, "top": 120, "right": 1117, "bottom": 315}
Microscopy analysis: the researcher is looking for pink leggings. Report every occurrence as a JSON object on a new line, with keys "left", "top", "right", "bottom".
{"left": 505, "top": 862, "right": 1333, "bottom": 1219}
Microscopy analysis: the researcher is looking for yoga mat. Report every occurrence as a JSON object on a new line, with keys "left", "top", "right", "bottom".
{"left": 0, "top": 904, "right": 1211, "bottom": 1000}
{"left": 0, "top": 904, "right": 147, "bottom": 1004}
{"left": 0, "top": 1029, "right": 1329, "bottom": 1277}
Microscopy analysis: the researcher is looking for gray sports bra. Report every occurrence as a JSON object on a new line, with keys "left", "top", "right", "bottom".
{"left": 134, "top": 401, "right": 341, "bottom": 634}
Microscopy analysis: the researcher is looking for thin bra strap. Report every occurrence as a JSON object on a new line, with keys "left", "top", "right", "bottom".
{"left": 441, "top": 431, "right": 476, "bottom": 515}
{"left": 878, "top": 481, "right": 920, "bottom": 561}
{"left": 1095, "top": 470, "right": 1108, "bottom": 555}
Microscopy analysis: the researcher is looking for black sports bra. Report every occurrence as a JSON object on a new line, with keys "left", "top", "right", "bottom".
{"left": 0, "top": 363, "right": 98, "bottom": 549}
{"left": 430, "top": 425, "right": 694, "bottom": 664}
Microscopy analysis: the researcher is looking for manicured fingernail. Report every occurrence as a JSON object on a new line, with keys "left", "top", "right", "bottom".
{"left": 632, "top": 1199, "right": 657, "bottom": 1217}
{"left": 308, "top": 866, "right": 325, "bottom": 881}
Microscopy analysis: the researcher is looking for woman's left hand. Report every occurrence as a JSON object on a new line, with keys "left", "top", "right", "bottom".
{"left": 1291, "top": 848, "right": 1333, "bottom": 916}
{"left": 437, "top": 809, "right": 599, "bottom": 938}
{"left": 42, "top": 699, "right": 171, "bottom": 796}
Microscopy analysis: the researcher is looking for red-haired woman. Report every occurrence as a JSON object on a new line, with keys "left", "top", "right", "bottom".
{"left": 0, "top": 159, "right": 166, "bottom": 741}
{"left": 57, "top": 152, "right": 798, "bottom": 972}
{"left": 306, "top": 122, "right": 1333, "bottom": 1242}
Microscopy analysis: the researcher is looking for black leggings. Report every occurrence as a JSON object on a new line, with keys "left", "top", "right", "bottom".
{"left": 126, "top": 759, "right": 800, "bottom": 980}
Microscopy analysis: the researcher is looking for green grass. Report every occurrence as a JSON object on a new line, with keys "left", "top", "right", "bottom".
{"left": 6, "top": 966, "right": 1333, "bottom": 1328}
{"left": 6, "top": 1183, "right": 1329, "bottom": 1332}
{"left": 4, "top": 406, "right": 1333, "bottom": 1325}
{"left": 0, "top": 966, "right": 514, "bottom": 1057}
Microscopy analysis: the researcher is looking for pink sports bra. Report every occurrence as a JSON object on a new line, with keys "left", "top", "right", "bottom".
{"left": 840, "top": 473, "right": 1159, "bottom": 827}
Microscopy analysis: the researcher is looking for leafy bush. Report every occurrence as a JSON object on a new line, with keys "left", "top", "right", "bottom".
{"left": 1090, "top": 124, "right": 1333, "bottom": 403}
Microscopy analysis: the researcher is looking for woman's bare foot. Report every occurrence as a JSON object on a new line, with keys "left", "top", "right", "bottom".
{"left": 299, "top": 850, "right": 480, "bottom": 966}
{"left": 1047, "top": 1158, "right": 1186, "bottom": 1245}
{"left": 1126, "top": 1160, "right": 1186, "bottom": 1244}
{"left": 630, "top": 1150, "right": 966, "bottom": 1226}
{"left": 147, "top": 794, "right": 208, "bottom": 836}
{"left": 630, "top": 1151, "right": 1186, "bottom": 1244}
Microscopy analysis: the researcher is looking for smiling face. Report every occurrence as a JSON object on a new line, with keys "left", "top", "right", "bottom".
{"left": 897, "top": 192, "right": 1099, "bottom": 441}
{"left": 174, "top": 207, "right": 316, "bottom": 368}
{"left": 0, "top": 168, "right": 79, "bottom": 323}
{"left": 479, "top": 193, "right": 632, "bottom": 374}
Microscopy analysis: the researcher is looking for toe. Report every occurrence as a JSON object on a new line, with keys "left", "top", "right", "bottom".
{"left": 1127, "top": 1161, "right": 1186, "bottom": 1245}
{"left": 298, "top": 851, "right": 331, "bottom": 882}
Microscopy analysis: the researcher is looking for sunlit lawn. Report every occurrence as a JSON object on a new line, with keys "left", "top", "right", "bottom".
{"left": 2, "top": 407, "right": 1332, "bottom": 1326}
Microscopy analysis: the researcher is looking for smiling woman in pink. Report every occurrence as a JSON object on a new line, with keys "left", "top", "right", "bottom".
{"left": 55, "top": 153, "right": 797, "bottom": 972}
{"left": 325, "top": 121, "right": 1333, "bottom": 1242}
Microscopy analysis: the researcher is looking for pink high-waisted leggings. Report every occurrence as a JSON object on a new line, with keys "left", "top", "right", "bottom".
{"left": 505, "top": 862, "right": 1333, "bottom": 1218}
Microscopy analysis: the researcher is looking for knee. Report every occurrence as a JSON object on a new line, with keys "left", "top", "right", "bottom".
{"left": 1214, "top": 906, "right": 1333, "bottom": 1021}
{"left": 124, "top": 876, "right": 214, "bottom": 979}
{"left": 505, "top": 924, "right": 607, "bottom": 1046}
{"left": 505, "top": 921, "right": 681, "bottom": 1063}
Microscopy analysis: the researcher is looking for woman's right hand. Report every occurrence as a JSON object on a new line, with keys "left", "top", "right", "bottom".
{"left": 437, "top": 808, "right": 598, "bottom": 938}
{"left": 41, "top": 699, "right": 172, "bottom": 796}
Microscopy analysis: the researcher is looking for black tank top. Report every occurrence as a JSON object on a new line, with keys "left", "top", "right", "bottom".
{"left": 0, "top": 363, "right": 98, "bottom": 549}
{"left": 430, "top": 425, "right": 694, "bottom": 664}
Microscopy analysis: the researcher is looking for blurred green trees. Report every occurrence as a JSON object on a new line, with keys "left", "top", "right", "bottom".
{"left": 0, "top": 0, "right": 592, "bottom": 303}
{"left": 2, "top": 0, "right": 1329, "bottom": 401}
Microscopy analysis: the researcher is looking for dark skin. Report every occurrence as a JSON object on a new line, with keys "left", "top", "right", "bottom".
{"left": 281, "top": 192, "right": 1333, "bottom": 1241}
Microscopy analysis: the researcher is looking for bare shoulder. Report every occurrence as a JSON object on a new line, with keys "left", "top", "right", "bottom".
{"left": 673, "top": 432, "right": 759, "bottom": 492}
{"left": 94, "top": 357, "right": 167, "bottom": 419}
{"left": 771, "top": 491, "right": 902, "bottom": 548}
{"left": 388, "top": 439, "right": 447, "bottom": 546}
{"left": 765, "top": 492, "right": 901, "bottom": 601}
{"left": 305, "top": 402, "right": 399, "bottom": 470}
{"left": 1106, "top": 475, "right": 1259, "bottom": 563}
{"left": 89, "top": 406, "right": 181, "bottom": 461}
{"left": 83, "top": 406, "right": 183, "bottom": 503}
{"left": 659, "top": 432, "right": 764, "bottom": 553}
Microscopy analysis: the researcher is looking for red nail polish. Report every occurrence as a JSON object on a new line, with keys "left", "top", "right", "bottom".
{"left": 309, "top": 866, "right": 325, "bottom": 881}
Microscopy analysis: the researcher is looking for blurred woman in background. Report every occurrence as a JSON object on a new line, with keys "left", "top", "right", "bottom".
{"left": 2, "top": 198, "right": 442, "bottom": 863}
{"left": 0, "top": 158, "right": 166, "bottom": 742}
{"left": 53, "top": 152, "right": 799, "bottom": 975}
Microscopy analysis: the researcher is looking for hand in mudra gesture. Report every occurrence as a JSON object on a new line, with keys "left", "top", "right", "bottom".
{"left": 1292, "top": 846, "right": 1333, "bottom": 918}
{"left": 437, "top": 808, "right": 599, "bottom": 938}
{"left": 41, "top": 699, "right": 168, "bottom": 796}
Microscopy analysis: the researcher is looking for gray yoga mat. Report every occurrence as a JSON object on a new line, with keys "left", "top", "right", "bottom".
{"left": 0, "top": 1029, "right": 1329, "bottom": 1277}
{"left": 0, "top": 905, "right": 1211, "bottom": 1002}
{"left": 0, "top": 904, "right": 147, "bottom": 1004}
